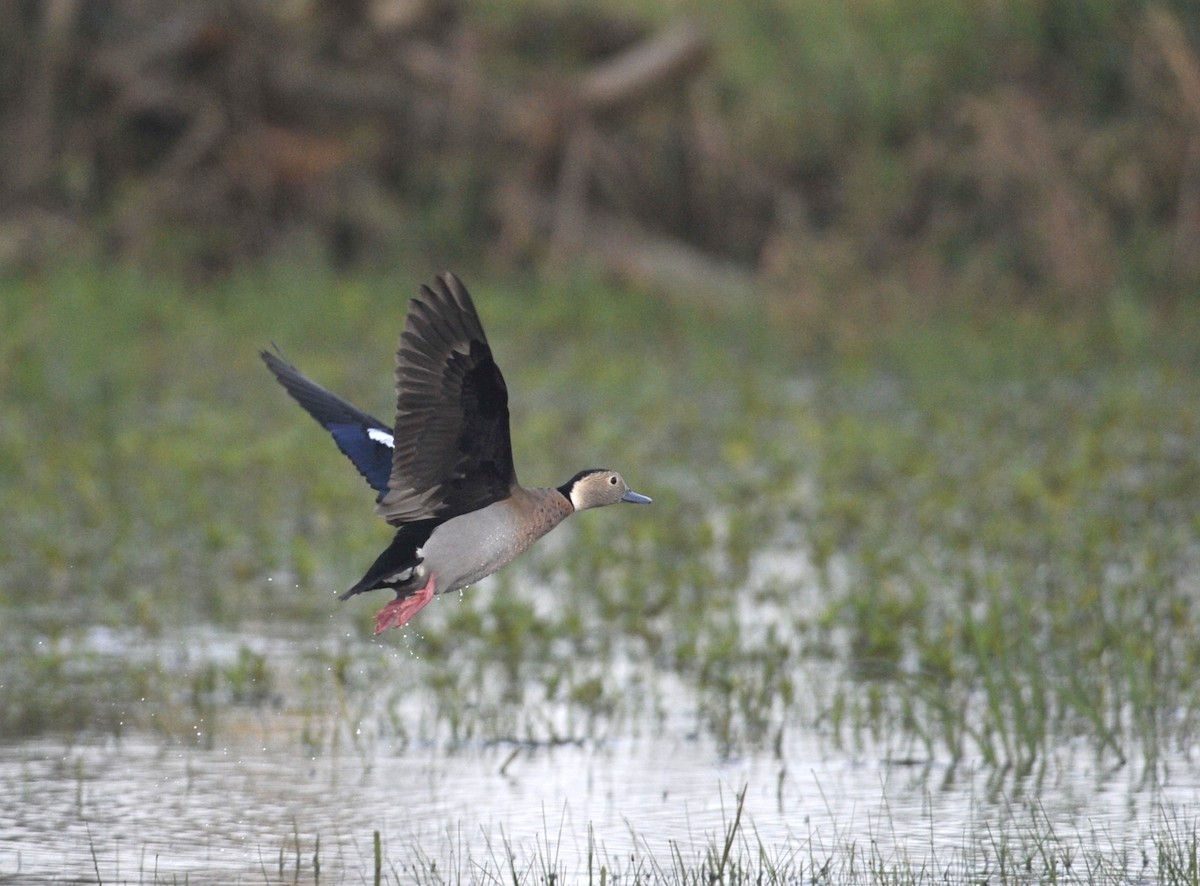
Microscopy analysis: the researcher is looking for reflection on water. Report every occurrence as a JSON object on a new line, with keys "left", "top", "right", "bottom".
{"left": 3, "top": 661, "right": 1199, "bottom": 882}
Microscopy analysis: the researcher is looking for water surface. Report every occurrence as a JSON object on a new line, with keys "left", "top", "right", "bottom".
{"left": 3, "top": 627, "right": 1197, "bottom": 883}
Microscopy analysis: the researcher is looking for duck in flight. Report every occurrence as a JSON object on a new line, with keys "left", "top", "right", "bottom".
{"left": 262, "top": 273, "right": 651, "bottom": 633}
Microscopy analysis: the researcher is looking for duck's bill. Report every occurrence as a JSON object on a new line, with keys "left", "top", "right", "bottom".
{"left": 621, "top": 489, "right": 653, "bottom": 504}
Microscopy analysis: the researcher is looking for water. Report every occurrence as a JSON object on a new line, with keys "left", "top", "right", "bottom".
{"left": 5, "top": 731, "right": 1198, "bottom": 882}
{"left": 3, "top": 628, "right": 1199, "bottom": 883}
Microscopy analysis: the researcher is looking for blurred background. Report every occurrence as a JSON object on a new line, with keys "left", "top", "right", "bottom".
{"left": 4, "top": 1, "right": 1200, "bottom": 883}
{"left": 3, "top": 0, "right": 1199, "bottom": 303}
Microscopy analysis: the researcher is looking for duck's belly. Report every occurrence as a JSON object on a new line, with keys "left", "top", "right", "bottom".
{"left": 418, "top": 502, "right": 544, "bottom": 593}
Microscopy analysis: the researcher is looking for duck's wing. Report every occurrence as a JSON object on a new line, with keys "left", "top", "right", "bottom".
{"left": 261, "top": 349, "right": 395, "bottom": 497}
{"left": 375, "top": 273, "right": 517, "bottom": 525}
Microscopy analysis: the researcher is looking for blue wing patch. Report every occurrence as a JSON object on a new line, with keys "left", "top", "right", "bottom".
{"left": 329, "top": 423, "right": 394, "bottom": 496}
{"left": 260, "top": 349, "right": 396, "bottom": 498}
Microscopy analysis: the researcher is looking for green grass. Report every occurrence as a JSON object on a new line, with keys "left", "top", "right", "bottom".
{"left": 7, "top": 0, "right": 1200, "bottom": 877}
{"left": 2, "top": 259, "right": 1200, "bottom": 777}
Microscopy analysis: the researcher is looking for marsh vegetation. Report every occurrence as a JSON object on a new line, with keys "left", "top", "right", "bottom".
{"left": 3, "top": 264, "right": 1200, "bottom": 882}
{"left": 4, "top": 0, "right": 1200, "bottom": 881}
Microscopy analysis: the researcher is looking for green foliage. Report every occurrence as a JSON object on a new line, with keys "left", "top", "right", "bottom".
{"left": 3, "top": 261, "right": 1200, "bottom": 782}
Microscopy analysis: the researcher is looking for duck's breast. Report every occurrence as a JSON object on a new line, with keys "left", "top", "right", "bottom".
{"left": 419, "top": 489, "right": 571, "bottom": 593}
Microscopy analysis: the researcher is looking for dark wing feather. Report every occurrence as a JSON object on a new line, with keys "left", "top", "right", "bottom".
{"left": 261, "top": 349, "right": 395, "bottom": 496}
{"left": 339, "top": 519, "right": 440, "bottom": 599}
{"left": 375, "top": 273, "right": 517, "bottom": 525}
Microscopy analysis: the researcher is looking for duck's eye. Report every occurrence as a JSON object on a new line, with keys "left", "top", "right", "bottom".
{"left": 609, "top": 476, "right": 618, "bottom": 485}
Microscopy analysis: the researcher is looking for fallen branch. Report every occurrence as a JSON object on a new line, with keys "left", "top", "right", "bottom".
{"left": 499, "top": 183, "right": 756, "bottom": 308}
{"left": 576, "top": 20, "right": 710, "bottom": 116}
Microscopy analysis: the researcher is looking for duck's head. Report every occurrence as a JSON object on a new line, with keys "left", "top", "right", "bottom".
{"left": 559, "top": 469, "right": 652, "bottom": 511}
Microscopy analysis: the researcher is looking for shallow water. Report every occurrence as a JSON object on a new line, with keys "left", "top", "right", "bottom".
{"left": 3, "top": 628, "right": 1199, "bottom": 884}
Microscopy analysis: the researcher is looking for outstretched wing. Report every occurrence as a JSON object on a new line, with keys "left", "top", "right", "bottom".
{"left": 261, "top": 349, "right": 395, "bottom": 497}
{"left": 375, "top": 273, "right": 517, "bottom": 525}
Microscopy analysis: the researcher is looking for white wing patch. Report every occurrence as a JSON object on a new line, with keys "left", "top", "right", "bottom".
{"left": 388, "top": 566, "right": 416, "bottom": 584}
{"left": 368, "top": 428, "right": 395, "bottom": 448}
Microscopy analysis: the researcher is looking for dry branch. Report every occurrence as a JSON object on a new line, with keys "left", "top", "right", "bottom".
{"left": 576, "top": 20, "right": 710, "bottom": 116}
{"left": 0, "top": 0, "right": 777, "bottom": 291}
{"left": 500, "top": 183, "right": 755, "bottom": 307}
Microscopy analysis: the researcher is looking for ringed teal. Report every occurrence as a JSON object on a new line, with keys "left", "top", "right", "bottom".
{"left": 262, "top": 273, "right": 651, "bottom": 633}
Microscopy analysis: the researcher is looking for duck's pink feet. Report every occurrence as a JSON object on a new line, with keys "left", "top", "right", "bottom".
{"left": 373, "top": 576, "right": 436, "bottom": 634}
